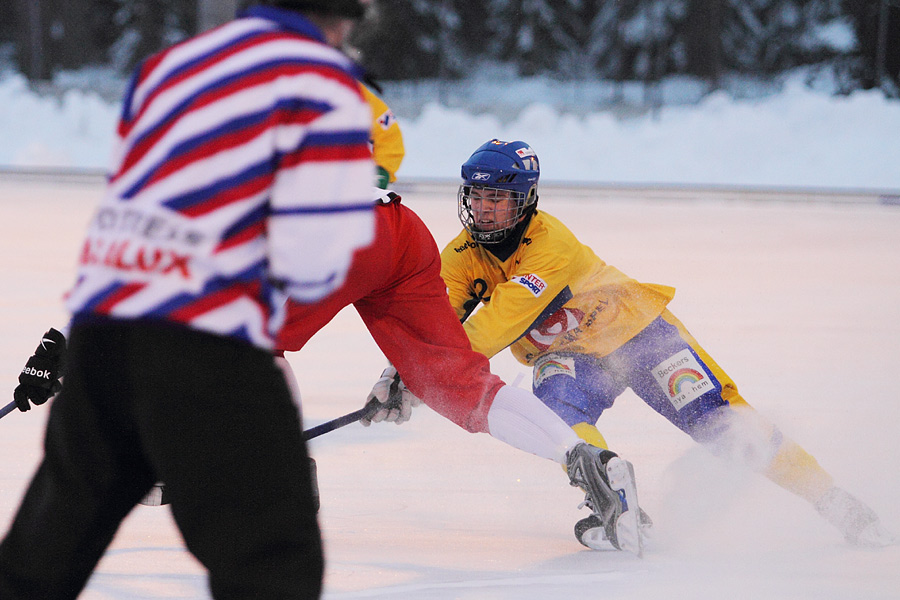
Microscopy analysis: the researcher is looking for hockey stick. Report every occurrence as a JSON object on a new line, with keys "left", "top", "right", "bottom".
{"left": 0, "top": 400, "right": 17, "bottom": 420}
{"left": 141, "top": 294, "right": 483, "bottom": 508}
{"left": 301, "top": 290, "right": 485, "bottom": 441}
{"left": 302, "top": 398, "right": 380, "bottom": 441}
{"left": 2, "top": 295, "right": 485, "bottom": 428}
{"left": 0, "top": 396, "right": 382, "bottom": 435}
{"left": 0, "top": 394, "right": 380, "bottom": 435}
{"left": 137, "top": 399, "right": 381, "bottom": 508}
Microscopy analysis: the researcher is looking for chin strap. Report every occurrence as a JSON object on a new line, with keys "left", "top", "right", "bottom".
{"left": 483, "top": 208, "right": 537, "bottom": 261}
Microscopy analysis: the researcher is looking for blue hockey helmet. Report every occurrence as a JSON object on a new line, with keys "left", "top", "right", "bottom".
{"left": 458, "top": 139, "right": 540, "bottom": 244}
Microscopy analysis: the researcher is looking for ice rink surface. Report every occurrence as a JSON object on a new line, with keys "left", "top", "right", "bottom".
{"left": 1, "top": 176, "right": 899, "bottom": 599}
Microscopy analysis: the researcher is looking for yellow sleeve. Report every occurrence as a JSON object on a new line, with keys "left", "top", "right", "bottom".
{"left": 440, "top": 232, "right": 486, "bottom": 323}
{"left": 360, "top": 84, "right": 405, "bottom": 187}
{"left": 441, "top": 212, "right": 676, "bottom": 365}
{"left": 462, "top": 227, "right": 586, "bottom": 359}
{"left": 440, "top": 220, "right": 583, "bottom": 359}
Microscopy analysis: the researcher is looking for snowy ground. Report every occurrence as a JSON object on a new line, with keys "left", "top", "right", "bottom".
{"left": 1, "top": 176, "right": 898, "bottom": 599}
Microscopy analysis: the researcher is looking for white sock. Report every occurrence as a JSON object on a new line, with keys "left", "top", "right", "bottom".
{"left": 486, "top": 384, "right": 581, "bottom": 464}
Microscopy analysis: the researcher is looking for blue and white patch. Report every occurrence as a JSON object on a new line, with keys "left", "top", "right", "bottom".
{"left": 377, "top": 109, "right": 396, "bottom": 130}
{"left": 512, "top": 273, "right": 547, "bottom": 297}
{"left": 472, "top": 172, "right": 491, "bottom": 181}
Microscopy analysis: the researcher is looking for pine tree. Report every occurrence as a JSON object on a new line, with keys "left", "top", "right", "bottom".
{"left": 845, "top": 0, "right": 900, "bottom": 91}
{"left": 683, "top": 0, "right": 726, "bottom": 82}
{"left": 354, "top": 0, "right": 459, "bottom": 79}
{"left": 10, "top": 0, "right": 121, "bottom": 79}
{"left": 585, "top": 0, "right": 629, "bottom": 80}
{"left": 448, "top": 0, "right": 506, "bottom": 68}
{"left": 618, "top": 0, "right": 689, "bottom": 80}
{"left": 111, "top": 0, "right": 196, "bottom": 73}
{"left": 720, "top": 0, "right": 845, "bottom": 74}
{"left": 6, "top": 0, "right": 876, "bottom": 94}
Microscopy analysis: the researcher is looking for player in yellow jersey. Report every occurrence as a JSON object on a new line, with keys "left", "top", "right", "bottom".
{"left": 360, "top": 82, "right": 404, "bottom": 188}
{"left": 435, "top": 138, "right": 895, "bottom": 550}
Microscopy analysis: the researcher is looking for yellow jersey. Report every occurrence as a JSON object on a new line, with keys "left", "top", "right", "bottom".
{"left": 440, "top": 210, "right": 675, "bottom": 364}
{"left": 360, "top": 84, "right": 404, "bottom": 187}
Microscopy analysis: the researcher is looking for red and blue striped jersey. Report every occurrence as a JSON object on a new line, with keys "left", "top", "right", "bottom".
{"left": 65, "top": 6, "right": 375, "bottom": 349}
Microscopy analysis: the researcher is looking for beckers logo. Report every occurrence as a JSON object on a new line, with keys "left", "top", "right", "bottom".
{"left": 652, "top": 349, "right": 713, "bottom": 411}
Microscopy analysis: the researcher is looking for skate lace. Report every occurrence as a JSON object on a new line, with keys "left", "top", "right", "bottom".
{"left": 567, "top": 453, "right": 600, "bottom": 513}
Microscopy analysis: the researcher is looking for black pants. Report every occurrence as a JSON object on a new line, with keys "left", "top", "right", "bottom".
{"left": 0, "top": 320, "right": 322, "bottom": 599}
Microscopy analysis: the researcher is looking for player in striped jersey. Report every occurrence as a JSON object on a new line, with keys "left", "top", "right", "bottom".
{"left": 0, "top": 2, "right": 376, "bottom": 598}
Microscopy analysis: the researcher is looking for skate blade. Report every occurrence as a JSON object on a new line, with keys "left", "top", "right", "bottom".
{"left": 614, "top": 507, "right": 644, "bottom": 557}
{"left": 139, "top": 483, "right": 169, "bottom": 507}
{"left": 580, "top": 526, "right": 612, "bottom": 551}
{"left": 855, "top": 522, "right": 899, "bottom": 548}
{"left": 606, "top": 458, "right": 645, "bottom": 558}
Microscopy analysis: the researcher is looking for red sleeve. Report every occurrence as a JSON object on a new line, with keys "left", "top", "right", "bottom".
{"left": 353, "top": 202, "right": 504, "bottom": 433}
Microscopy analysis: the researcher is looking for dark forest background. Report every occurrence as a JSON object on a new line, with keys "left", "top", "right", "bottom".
{"left": 3, "top": 0, "right": 899, "bottom": 97}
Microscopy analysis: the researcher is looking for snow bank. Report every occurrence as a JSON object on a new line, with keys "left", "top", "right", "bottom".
{"left": 1, "top": 71, "right": 898, "bottom": 190}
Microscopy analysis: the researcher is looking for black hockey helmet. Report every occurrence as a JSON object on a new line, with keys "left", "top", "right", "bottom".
{"left": 263, "top": 0, "right": 367, "bottom": 19}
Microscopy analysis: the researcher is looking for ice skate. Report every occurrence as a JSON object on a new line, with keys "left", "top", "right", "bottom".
{"left": 575, "top": 506, "right": 653, "bottom": 552}
{"left": 139, "top": 482, "right": 169, "bottom": 507}
{"left": 566, "top": 442, "right": 645, "bottom": 557}
{"left": 815, "top": 486, "right": 897, "bottom": 548}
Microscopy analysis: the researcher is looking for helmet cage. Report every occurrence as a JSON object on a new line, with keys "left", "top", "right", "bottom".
{"left": 458, "top": 184, "right": 535, "bottom": 244}
{"left": 458, "top": 139, "right": 540, "bottom": 244}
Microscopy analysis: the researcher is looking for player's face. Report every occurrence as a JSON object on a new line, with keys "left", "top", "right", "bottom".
{"left": 470, "top": 187, "right": 518, "bottom": 232}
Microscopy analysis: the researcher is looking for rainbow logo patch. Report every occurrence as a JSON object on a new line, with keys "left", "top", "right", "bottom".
{"left": 652, "top": 349, "right": 713, "bottom": 411}
{"left": 668, "top": 368, "right": 705, "bottom": 396}
{"left": 533, "top": 355, "right": 576, "bottom": 387}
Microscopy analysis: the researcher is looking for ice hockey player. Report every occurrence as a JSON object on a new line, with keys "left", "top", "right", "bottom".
{"left": 359, "top": 80, "right": 404, "bottom": 189}
{"left": 431, "top": 138, "right": 894, "bottom": 549}
{"left": 272, "top": 87, "right": 644, "bottom": 556}
{"left": 0, "top": 2, "right": 383, "bottom": 597}
{"left": 273, "top": 182, "right": 647, "bottom": 557}
{"left": 269, "top": 69, "right": 403, "bottom": 514}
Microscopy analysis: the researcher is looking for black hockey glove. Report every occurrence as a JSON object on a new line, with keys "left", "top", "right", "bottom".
{"left": 13, "top": 328, "right": 67, "bottom": 412}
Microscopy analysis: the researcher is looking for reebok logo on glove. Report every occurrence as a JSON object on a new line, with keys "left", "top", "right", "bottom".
{"left": 22, "top": 366, "right": 52, "bottom": 379}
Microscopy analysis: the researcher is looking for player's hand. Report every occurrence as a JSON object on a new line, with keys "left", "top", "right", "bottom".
{"left": 361, "top": 365, "right": 422, "bottom": 426}
{"left": 13, "top": 328, "right": 67, "bottom": 412}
